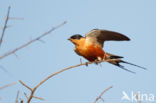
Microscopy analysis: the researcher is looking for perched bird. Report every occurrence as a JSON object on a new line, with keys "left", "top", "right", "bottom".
{"left": 68, "top": 29, "right": 146, "bottom": 73}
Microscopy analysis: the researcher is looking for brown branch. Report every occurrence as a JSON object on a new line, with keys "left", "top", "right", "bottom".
{"left": 15, "top": 91, "right": 19, "bottom": 103}
{"left": 32, "top": 95, "right": 45, "bottom": 101}
{"left": 94, "top": 86, "right": 113, "bottom": 103}
{"left": 24, "top": 92, "right": 28, "bottom": 100}
{"left": 0, "top": 6, "right": 11, "bottom": 48}
{"left": 0, "top": 21, "right": 66, "bottom": 59}
{"left": 136, "top": 92, "right": 142, "bottom": 103}
{"left": 0, "top": 82, "right": 16, "bottom": 90}
{"left": 19, "top": 80, "right": 32, "bottom": 91}
{"left": 19, "top": 59, "right": 115, "bottom": 103}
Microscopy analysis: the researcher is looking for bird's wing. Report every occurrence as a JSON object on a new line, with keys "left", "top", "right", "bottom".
{"left": 85, "top": 29, "right": 130, "bottom": 48}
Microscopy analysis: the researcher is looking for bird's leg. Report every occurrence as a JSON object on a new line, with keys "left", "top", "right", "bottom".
{"left": 94, "top": 57, "right": 103, "bottom": 64}
{"left": 85, "top": 62, "right": 88, "bottom": 66}
{"left": 99, "top": 62, "right": 102, "bottom": 67}
{"left": 103, "top": 52, "right": 107, "bottom": 60}
{"left": 80, "top": 58, "right": 82, "bottom": 64}
{"left": 94, "top": 59, "right": 99, "bottom": 64}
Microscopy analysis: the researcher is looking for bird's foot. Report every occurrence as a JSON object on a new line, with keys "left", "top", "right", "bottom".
{"left": 94, "top": 59, "right": 100, "bottom": 65}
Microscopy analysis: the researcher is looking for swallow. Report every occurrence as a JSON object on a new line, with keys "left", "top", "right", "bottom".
{"left": 68, "top": 29, "right": 147, "bottom": 73}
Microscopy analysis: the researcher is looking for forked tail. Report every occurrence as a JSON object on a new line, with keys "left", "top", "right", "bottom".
{"left": 105, "top": 53, "right": 147, "bottom": 74}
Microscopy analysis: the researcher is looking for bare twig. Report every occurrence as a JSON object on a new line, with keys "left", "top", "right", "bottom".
{"left": 19, "top": 80, "right": 32, "bottom": 91}
{"left": 0, "top": 65, "right": 9, "bottom": 73}
{"left": 136, "top": 92, "right": 142, "bottom": 103}
{"left": 32, "top": 95, "right": 45, "bottom": 101}
{"left": 94, "top": 86, "right": 113, "bottom": 103}
{"left": 19, "top": 59, "right": 115, "bottom": 103}
{"left": 0, "top": 82, "right": 16, "bottom": 90}
{"left": 0, "top": 6, "right": 11, "bottom": 48}
{"left": 0, "top": 21, "right": 66, "bottom": 59}
{"left": 15, "top": 91, "right": 19, "bottom": 103}
{"left": 24, "top": 92, "right": 28, "bottom": 100}
{"left": 20, "top": 100, "right": 23, "bottom": 103}
{"left": 9, "top": 17, "right": 24, "bottom": 20}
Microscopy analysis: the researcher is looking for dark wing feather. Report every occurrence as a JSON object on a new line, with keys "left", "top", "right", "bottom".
{"left": 85, "top": 29, "right": 130, "bottom": 47}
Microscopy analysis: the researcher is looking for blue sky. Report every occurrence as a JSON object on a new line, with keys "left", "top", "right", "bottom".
{"left": 0, "top": 0, "right": 156, "bottom": 103}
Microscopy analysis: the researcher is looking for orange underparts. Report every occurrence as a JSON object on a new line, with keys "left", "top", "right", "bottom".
{"left": 72, "top": 38, "right": 105, "bottom": 62}
{"left": 85, "top": 44, "right": 105, "bottom": 61}
{"left": 76, "top": 44, "right": 105, "bottom": 62}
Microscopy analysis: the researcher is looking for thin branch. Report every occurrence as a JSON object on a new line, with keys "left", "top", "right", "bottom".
{"left": 32, "top": 95, "right": 45, "bottom": 101}
{"left": 0, "top": 65, "right": 9, "bottom": 73}
{"left": 15, "top": 91, "right": 19, "bottom": 103}
{"left": 0, "top": 21, "right": 67, "bottom": 59}
{"left": 19, "top": 59, "right": 115, "bottom": 103}
{"left": 24, "top": 92, "right": 28, "bottom": 100}
{"left": 94, "top": 86, "right": 113, "bottom": 103}
{"left": 9, "top": 17, "right": 24, "bottom": 20}
{"left": 0, "top": 6, "right": 11, "bottom": 48}
{"left": 136, "top": 92, "right": 142, "bottom": 103}
{"left": 0, "top": 82, "right": 16, "bottom": 90}
{"left": 19, "top": 80, "right": 32, "bottom": 91}
{"left": 20, "top": 100, "right": 23, "bottom": 103}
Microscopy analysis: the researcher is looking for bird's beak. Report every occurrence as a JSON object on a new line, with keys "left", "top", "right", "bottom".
{"left": 68, "top": 38, "right": 71, "bottom": 41}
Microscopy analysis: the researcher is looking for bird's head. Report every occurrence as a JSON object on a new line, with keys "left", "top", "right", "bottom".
{"left": 68, "top": 34, "right": 84, "bottom": 45}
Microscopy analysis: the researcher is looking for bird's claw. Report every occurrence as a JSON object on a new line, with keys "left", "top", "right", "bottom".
{"left": 94, "top": 59, "right": 99, "bottom": 64}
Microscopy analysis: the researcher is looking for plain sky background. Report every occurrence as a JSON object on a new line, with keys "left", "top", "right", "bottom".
{"left": 0, "top": 0, "right": 156, "bottom": 103}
